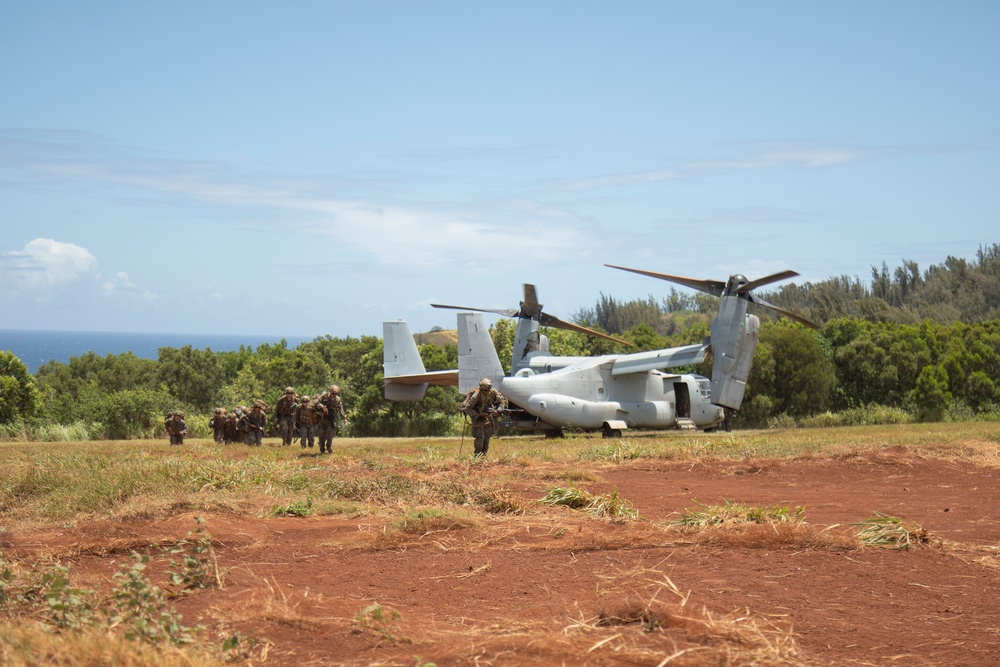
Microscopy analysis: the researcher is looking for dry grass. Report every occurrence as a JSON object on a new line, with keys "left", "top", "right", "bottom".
{"left": 852, "top": 512, "right": 931, "bottom": 549}
{"left": 553, "top": 565, "right": 814, "bottom": 666}
{"left": 0, "top": 623, "right": 226, "bottom": 667}
{"left": 677, "top": 522, "right": 861, "bottom": 550}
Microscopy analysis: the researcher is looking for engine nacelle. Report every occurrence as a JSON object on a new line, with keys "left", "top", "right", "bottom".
{"left": 710, "top": 296, "right": 760, "bottom": 410}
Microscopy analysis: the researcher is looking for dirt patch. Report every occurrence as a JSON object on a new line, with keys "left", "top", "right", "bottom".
{"left": 5, "top": 456, "right": 999, "bottom": 666}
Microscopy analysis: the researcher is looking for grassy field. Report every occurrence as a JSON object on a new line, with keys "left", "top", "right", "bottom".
{"left": 2, "top": 422, "right": 998, "bottom": 530}
{"left": 1, "top": 422, "right": 998, "bottom": 666}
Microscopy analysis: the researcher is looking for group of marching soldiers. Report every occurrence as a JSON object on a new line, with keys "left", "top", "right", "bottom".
{"left": 206, "top": 385, "right": 347, "bottom": 452}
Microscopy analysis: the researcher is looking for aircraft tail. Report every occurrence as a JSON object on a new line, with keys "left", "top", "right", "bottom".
{"left": 382, "top": 321, "right": 458, "bottom": 401}
{"left": 457, "top": 312, "right": 505, "bottom": 394}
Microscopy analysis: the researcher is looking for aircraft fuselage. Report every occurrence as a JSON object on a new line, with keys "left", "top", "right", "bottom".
{"left": 500, "top": 359, "right": 725, "bottom": 430}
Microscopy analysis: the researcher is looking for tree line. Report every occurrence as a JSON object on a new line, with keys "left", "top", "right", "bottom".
{"left": 1, "top": 245, "right": 998, "bottom": 439}
{"left": 577, "top": 243, "right": 1000, "bottom": 334}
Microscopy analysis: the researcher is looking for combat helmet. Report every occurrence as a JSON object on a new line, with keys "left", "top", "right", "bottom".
{"left": 329, "top": 384, "right": 340, "bottom": 395}
{"left": 285, "top": 387, "right": 294, "bottom": 394}
{"left": 479, "top": 378, "right": 492, "bottom": 389}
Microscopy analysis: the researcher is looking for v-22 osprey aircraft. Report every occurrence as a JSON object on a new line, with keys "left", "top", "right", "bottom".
{"left": 383, "top": 268, "right": 814, "bottom": 437}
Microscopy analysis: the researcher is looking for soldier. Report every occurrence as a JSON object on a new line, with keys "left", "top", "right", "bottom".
{"left": 244, "top": 401, "right": 268, "bottom": 446}
{"left": 295, "top": 395, "right": 323, "bottom": 449}
{"left": 235, "top": 405, "right": 250, "bottom": 444}
{"left": 317, "top": 384, "right": 347, "bottom": 454}
{"left": 164, "top": 411, "right": 188, "bottom": 446}
{"left": 208, "top": 407, "right": 226, "bottom": 443}
{"left": 460, "top": 378, "right": 508, "bottom": 457}
{"left": 273, "top": 387, "right": 298, "bottom": 446}
{"left": 223, "top": 409, "right": 240, "bottom": 444}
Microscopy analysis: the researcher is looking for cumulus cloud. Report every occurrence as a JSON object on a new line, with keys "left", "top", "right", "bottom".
{"left": 0, "top": 238, "right": 156, "bottom": 303}
{"left": 0, "top": 238, "right": 99, "bottom": 296}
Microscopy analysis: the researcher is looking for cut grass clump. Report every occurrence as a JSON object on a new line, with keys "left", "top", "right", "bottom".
{"left": 539, "top": 486, "right": 639, "bottom": 522}
{"left": 671, "top": 499, "right": 805, "bottom": 528}
{"left": 272, "top": 497, "right": 313, "bottom": 517}
{"left": 392, "top": 507, "right": 481, "bottom": 534}
{"left": 852, "top": 512, "right": 930, "bottom": 549}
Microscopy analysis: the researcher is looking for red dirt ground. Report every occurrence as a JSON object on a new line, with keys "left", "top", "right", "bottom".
{"left": 5, "top": 451, "right": 1000, "bottom": 666}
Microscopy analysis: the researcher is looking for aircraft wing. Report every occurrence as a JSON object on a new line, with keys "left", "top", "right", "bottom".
{"left": 610, "top": 343, "right": 708, "bottom": 377}
{"left": 383, "top": 370, "right": 459, "bottom": 386}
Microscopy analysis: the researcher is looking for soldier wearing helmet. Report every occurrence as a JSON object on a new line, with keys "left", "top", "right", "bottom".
{"left": 318, "top": 383, "right": 348, "bottom": 454}
{"left": 295, "top": 395, "right": 324, "bottom": 450}
{"left": 273, "top": 387, "right": 299, "bottom": 446}
{"left": 164, "top": 410, "right": 188, "bottom": 446}
{"left": 209, "top": 407, "right": 227, "bottom": 443}
{"left": 460, "top": 377, "right": 508, "bottom": 456}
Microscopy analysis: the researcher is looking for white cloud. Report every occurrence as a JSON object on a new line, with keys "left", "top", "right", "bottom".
{"left": 0, "top": 238, "right": 157, "bottom": 304}
{"left": 1, "top": 238, "right": 99, "bottom": 296}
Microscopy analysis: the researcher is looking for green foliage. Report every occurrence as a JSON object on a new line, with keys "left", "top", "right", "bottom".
{"left": 352, "top": 603, "right": 407, "bottom": 646}
{"left": 0, "top": 553, "right": 202, "bottom": 647}
{"left": 272, "top": 497, "right": 314, "bottom": 517}
{"left": 911, "top": 365, "right": 952, "bottom": 422}
{"left": 799, "top": 405, "right": 912, "bottom": 428}
{"left": 156, "top": 346, "right": 225, "bottom": 412}
{"left": 40, "top": 564, "right": 97, "bottom": 630}
{"left": 82, "top": 388, "right": 176, "bottom": 440}
{"left": 34, "top": 351, "right": 158, "bottom": 423}
{"left": 111, "top": 553, "right": 201, "bottom": 645}
{"left": 759, "top": 324, "right": 836, "bottom": 417}
{"left": 0, "top": 352, "right": 38, "bottom": 424}
{"left": 767, "top": 243, "right": 1000, "bottom": 324}
{"left": 164, "top": 520, "right": 222, "bottom": 593}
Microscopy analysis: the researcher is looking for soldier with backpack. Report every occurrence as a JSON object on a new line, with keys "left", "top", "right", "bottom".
{"left": 318, "top": 384, "right": 347, "bottom": 454}
{"left": 164, "top": 411, "right": 188, "bottom": 446}
{"left": 273, "top": 387, "right": 298, "bottom": 446}
{"left": 295, "top": 395, "right": 324, "bottom": 449}
{"left": 208, "top": 407, "right": 226, "bottom": 443}
{"left": 244, "top": 401, "right": 268, "bottom": 446}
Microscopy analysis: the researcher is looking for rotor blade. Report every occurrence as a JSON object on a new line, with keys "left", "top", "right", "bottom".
{"left": 521, "top": 284, "right": 542, "bottom": 318}
{"left": 605, "top": 264, "right": 726, "bottom": 297}
{"left": 538, "top": 312, "right": 634, "bottom": 346}
{"left": 746, "top": 294, "right": 819, "bottom": 329}
{"left": 740, "top": 270, "right": 800, "bottom": 294}
{"left": 430, "top": 303, "right": 519, "bottom": 317}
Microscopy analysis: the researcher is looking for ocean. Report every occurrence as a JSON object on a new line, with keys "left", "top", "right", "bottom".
{"left": 0, "top": 329, "right": 315, "bottom": 374}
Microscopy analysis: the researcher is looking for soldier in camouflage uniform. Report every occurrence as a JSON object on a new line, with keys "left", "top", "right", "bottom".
{"left": 208, "top": 407, "right": 226, "bottom": 443}
{"left": 223, "top": 409, "right": 240, "bottom": 444}
{"left": 295, "top": 395, "right": 324, "bottom": 449}
{"left": 318, "top": 384, "right": 347, "bottom": 454}
{"left": 164, "top": 411, "right": 188, "bottom": 446}
{"left": 243, "top": 402, "right": 268, "bottom": 446}
{"left": 273, "top": 387, "right": 298, "bottom": 446}
{"left": 235, "top": 406, "right": 250, "bottom": 444}
{"left": 460, "top": 378, "right": 507, "bottom": 456}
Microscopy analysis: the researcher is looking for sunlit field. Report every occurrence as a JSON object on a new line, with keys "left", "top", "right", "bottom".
{"left": 2, "top": 422, "right": 998, "bottom": 666}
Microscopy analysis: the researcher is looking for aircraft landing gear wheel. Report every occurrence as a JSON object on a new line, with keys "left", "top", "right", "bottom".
{"left": 545, "top": 429, "right": 564, "bottom": 439}
{"left": 602, "top": 425, "right": 622, "bottom": 438}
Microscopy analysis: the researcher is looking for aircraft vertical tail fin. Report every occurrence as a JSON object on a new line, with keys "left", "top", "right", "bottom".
{"left": 457, "top": 312, "right": 505, "bottom": 393}
{"left": 383, "top": 320, "right": 458, "bottom": 401}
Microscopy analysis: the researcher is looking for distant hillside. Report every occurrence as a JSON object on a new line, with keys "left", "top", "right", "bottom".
{"left": 414, "top": 329, "right": 458, "bottom": 347}
{"left": 576, "top": 243, "right": 1000, "bottom": 334}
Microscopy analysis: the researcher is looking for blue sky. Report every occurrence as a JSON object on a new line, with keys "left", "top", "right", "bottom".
{"left": 2, "top": 2, "right": 997, "bottom": 338}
